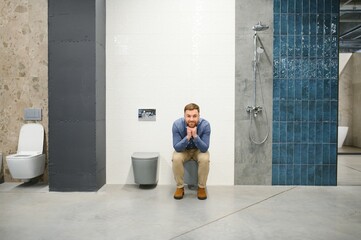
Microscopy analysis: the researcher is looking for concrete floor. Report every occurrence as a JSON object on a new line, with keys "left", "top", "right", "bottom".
{"left": 338, "top": 154, "right": 361, "bottom": 186}
{"left": 338, "top": 146, "right": 361, "bottom": 154}
{"left": 0, "top": 155, "right": 360, "bottom": 240}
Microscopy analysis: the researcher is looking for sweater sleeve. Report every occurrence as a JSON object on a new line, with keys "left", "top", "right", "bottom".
{"left": 193, "top": 121, "right": 211, "bottom": 152}
{"left": 172, "top": 121, "right": 188, "bottom": 152}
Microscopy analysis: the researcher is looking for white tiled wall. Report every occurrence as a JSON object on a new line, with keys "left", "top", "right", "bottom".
{"left": 106, "top": 0, "right": 235, "bottom": 185}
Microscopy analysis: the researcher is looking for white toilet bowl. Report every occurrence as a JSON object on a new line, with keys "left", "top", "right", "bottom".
{"left": 6, "top": 123, "right": 45, "bottom": 181}
{"left": 338, "top": 126, "right": 349, "bottom": 148}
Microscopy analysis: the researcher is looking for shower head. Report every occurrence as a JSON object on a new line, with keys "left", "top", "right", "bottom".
{"left": 252, "top": 22, "right": 269, "bottom": 32}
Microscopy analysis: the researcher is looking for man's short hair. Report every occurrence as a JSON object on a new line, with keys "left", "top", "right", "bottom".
{"left": 184, "top": 103, "right": 200, "bottom": 113}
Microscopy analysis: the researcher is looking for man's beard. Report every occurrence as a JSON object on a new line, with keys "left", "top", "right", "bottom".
{"left": 187, "top": 121, "right": 197, "bottom": 128}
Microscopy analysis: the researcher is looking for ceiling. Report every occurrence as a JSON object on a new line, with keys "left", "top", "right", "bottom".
{"left": 340, "top": 0, "right": 361, "bottom": 52}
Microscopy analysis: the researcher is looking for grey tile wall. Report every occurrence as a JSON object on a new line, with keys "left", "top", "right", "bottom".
{"left": 235, "top": 0, "right": 274, "bottom": 185}
{"left": 272, "top": 0, "right": 339, "bottom": 185}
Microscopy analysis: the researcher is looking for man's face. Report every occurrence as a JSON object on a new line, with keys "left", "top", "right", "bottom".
{"left": 184, "top": 109, "right": 199, "bottom": 128}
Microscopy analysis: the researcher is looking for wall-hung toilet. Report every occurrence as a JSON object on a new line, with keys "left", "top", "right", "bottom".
{"left": 131, "top": 152, "right": 159, "bottom": 186}
{"left": 6, "top": 123, "right": 45, "bottom": 181}
{"left": 184, "top": 160, "right": 198, "bottom": 189}
{"left": 338, "top": 126, "right": 349, "bottom": 148}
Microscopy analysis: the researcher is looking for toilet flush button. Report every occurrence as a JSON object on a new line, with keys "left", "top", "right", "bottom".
{"left": 24, "top": 108, "right": 42, "bottom": 121}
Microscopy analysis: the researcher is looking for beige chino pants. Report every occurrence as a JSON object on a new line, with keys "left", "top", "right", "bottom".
{"left": 172, "top": 149, "right": 210, "bottom": 188}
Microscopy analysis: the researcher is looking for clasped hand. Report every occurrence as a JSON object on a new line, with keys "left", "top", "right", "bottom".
{"left": 186, "top": 127, "right": 197, "bottom": 140}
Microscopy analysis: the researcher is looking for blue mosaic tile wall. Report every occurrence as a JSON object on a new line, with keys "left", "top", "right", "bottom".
{"left": 272, "top": 0, "right": 339, "bottom": 185}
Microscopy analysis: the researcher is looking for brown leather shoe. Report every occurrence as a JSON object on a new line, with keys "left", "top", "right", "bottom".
{"left": 197, "top": 187, "right": 207, "bottom": 200}
{"left": 174, "top": 187, "right": 184, "bottom": 200}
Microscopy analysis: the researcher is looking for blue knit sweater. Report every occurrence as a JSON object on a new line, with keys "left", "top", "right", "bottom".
{"left": 172, "top": 118, "right": 211, "bottom": 153}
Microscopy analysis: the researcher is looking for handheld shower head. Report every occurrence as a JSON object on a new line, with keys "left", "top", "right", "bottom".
{"left": 252, "top": 22, "right": 269, "bottom": 32}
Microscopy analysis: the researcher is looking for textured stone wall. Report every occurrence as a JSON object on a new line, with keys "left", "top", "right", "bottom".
{"left": 338, "top": 53, "right": 361, "bottom": 147}
{"left": 0, "top": 0, "right": 48, "bottom": 182}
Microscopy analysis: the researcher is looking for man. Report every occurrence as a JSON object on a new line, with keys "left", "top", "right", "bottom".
{"left": 172, "top": 103, "right": 211, "bottom": 200}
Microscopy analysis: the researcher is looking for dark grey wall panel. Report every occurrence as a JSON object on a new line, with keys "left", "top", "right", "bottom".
{"left": 95, "top": 0, "right": 106, "bottom": 186}
{"left": 49, "top": 95, "right": 95, "bottom": 121}
{"left": 50, "top": 172, "right": 97, "bottom": 192}
{"left": 49, "top": 42, "right": 95, "bottom": 93}
{"left": 96, "top": 119, "right": 106, "bottom": 188}
{"left": 96, "top": 0, "right": 106, "bottom": 46}
{"left": 49, "top": 122, "right": 96, "bottom": 172}
{"left": 49, "top": 0, "right": 106, "bottom": 191}
{"left": 49, "top": 41, "right": 96, "bottom": 121}
{"left": 49, "top": 0, "right": 95, "bottom": 41}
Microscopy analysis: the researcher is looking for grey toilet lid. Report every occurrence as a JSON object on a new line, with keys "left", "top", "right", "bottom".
{"left": 132, "top": 152, "right": 159, "bottom": 159}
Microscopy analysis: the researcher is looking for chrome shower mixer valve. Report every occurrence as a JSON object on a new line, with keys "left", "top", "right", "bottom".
{"left": 246, "top": 106, "right": 263, "bottom": 117}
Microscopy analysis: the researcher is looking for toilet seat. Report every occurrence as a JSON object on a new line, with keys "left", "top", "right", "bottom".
{"left": 17, "top": 123, "right": 44, "bottom": 154}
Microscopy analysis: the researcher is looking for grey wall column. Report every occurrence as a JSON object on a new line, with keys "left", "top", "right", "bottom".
{"left": 235, "top": 0, "right": 274, "bottom": 185}
{"left": 48, "top": 0, "right": 106, "bottom": 191}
